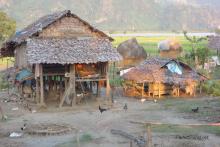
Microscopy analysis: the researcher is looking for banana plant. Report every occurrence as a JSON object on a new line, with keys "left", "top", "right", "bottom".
{"left": 183, "top": 31, "right": 207, "bottom": 68}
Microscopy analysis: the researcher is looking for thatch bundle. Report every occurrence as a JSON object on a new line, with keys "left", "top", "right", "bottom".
{"left": 117, "top": 38, "right": 147, "bottom": 68}
{"left": 158, "top": 39, "right": 182, "bottom": 59}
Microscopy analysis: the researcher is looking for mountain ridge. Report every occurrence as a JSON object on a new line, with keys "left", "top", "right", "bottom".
{"left": 0, "top": 0, "right": 219, "bottom": 32}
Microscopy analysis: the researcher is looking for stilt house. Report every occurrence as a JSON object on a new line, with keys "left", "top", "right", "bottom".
{"left": 121, "top": 57, "right": 207, "bottom": 98}
{"left": 0, "top": 10, "right": 122, "bottom": 107}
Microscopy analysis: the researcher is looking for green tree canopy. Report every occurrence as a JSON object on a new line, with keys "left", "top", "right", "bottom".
{"left": 0, "top": 11, "right": 16, "bottom": 44}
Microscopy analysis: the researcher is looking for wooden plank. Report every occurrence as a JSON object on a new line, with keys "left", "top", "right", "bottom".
{"left": 130, "top": 120, "right": 220, "bottom": 126}
{"left": 59, "top": 64, "right": 76, "bottom": 108}
{"left": 76, "top": 78, "right": 107, "bottom": 82}
{"left": 111, "top": 129, "right": 145, "bottom": 147}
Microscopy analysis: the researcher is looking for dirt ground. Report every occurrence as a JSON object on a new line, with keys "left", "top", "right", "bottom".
{"left": 0, "top": 91, "right": 220, "bottom": 147}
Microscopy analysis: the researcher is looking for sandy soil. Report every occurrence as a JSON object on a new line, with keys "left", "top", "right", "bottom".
{"left": 0, "top": 91, "right": 220, "bottom": 147}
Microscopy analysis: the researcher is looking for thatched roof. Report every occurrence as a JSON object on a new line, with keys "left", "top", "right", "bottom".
{"left": 1, "top": 10, "right": 113, "bottom": 57}
{"left": 122, "top": 57, "right": 206, "bottom": 85}
{"left": 26, "top": 38, "right": 122, "bottom": 64}
{"left": 117, "top": 38, "right": 147, "bottom": 59}
{"left": 208, "top": 36, "right": 220, "bottom": 50}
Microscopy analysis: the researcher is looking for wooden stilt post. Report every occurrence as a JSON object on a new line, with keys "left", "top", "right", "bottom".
{"left": 39, "top": 64, "right": 46, "bottom": 107}
{"left": 71, "top": 64, "right": 76, "bottom": 106}
{"left": 146, "top": 123, "right": 152, "bottom": 147}
{"left": 106, "top": 62, "right": 111, "bottom": 105}
{"left": 158, "top": 83, "right": 161, "bottom": 98}
{"left": 96, "top": 81, "right": 100, "bottom": 97}
{"left": 36, "top": 78, "right": 40, "bottom": 104}
{"left": 90, "top": 82, "right": 93, "bottom": 92}
{"left": 35, "top": 64, "right": 40, "bottom": 104}
{"left": 130, "top": 140, "right": 133, "bottom": 147}
{"left": 199, "top": 82, "right": 202, "bottom": 94}
{"left": 178, "top": 84, "right": 180, "bottom": 97}
{"left": 142, "top": 83, "right": 144, "bottom": 98}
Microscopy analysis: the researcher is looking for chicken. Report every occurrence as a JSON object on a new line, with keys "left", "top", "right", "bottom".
{"left": 192, "top": 107, "right": 199, "bottom": 113}
{"left": 123, "top": 103, "right": 128, "bottom": 111}
{"left": 99, "top": 105, "right": 107, "bottom": 113}
{"left": 21, "top": 123, "right": 27, "bottom": 131}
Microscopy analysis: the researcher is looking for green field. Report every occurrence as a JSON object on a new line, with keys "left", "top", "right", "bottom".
{"left": 112, "top": 36, "right": 208, "bottom": 56}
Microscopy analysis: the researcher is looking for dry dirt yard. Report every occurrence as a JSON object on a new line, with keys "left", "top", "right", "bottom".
{"left": 0, "top": 91, "right": 220, "bottom": 147}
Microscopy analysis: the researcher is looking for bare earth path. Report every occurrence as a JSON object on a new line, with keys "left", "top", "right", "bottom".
{"left": 0, "top": 91, "right": 220, "bottom": 147}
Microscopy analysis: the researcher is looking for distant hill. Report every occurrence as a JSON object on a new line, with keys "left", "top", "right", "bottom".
{"left": 0, "top": 0, "right": 219, "bottom": 32}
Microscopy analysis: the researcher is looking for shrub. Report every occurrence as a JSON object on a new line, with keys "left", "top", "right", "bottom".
{"left": 0, "top": 73, "right": 9, "bottom": 90}
{"left": 202, "top": 80, "right": 220, "bottom": 96}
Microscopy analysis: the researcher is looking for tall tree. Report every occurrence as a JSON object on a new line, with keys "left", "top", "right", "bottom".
{"left": 0, "top": 11, "right": 16, "bottom": 44}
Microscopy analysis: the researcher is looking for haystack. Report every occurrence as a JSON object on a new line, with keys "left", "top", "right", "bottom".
{"left": 158, "top": 39, "right": 182, "bottom": 59}
{"left": 117, "top": 38, "right": 147, "bottom": 68}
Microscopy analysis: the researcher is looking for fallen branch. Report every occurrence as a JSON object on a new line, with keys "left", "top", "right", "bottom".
{"left": 129, "top": 120, "right": 220, "bottom": 126}
{"left": 111, "top": 129, "right": 145, "bottom": 147}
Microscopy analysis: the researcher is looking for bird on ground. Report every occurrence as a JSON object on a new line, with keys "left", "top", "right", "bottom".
{"left": 21, "top": 123, "right": 27, "bottom": 131}
{"left": 99, "top": 105, "right": 107, "bottom": 113}
{"left": 192, "top": 107, "right": 199, "bottom": 113}
{"left": 2, "top": 115, "right": 8, "bottom": 120}
{"left": 140, "top": 99, "right": 146, "bottom": 103}
{"left": 123, "top": 103, "right": 128, "bottom": 111}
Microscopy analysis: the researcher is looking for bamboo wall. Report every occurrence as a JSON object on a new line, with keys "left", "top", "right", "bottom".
{"left": 123, "top": 81, "right": 173, "bottom": 98}
{"left": 38, "top": 16, "right": 103, "bottom": 39}
{"left": 15, "top": 44, "right": 28, "bottom": 68}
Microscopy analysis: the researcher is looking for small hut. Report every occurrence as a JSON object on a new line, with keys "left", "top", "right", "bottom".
{"left": 0, "top": 10, "right": 122, "bottom": 107}
{"left": 158, "top": 39, "right": 182, "bottom": 59}
{"left": 117, "top": 38, "right": 147, "bottom": 68}
{"left": 121, "top": 57, "right": 207, "bottom": 98}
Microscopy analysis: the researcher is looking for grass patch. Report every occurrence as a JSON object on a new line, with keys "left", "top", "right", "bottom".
{"left": 161, "top": 98, "right": 205, "bottom": 113}
{"left": 56, "top": 133, "right": 93, "bottom": 147}
{"left": 151, "top": 124, "right": 220, "bottom": 136}
{"left": 152, "top": 124, "right": 197, "bottom": 134}
{"left": 0, "top": 57, "right": 14, "bottom": 66}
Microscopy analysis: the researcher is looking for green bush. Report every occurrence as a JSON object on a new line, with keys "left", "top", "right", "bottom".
{"left": 0, "top": 73, "right": 9, "bottom": 90}
{"left": 202, "top": 80, "right": 220, "bottom": 96}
